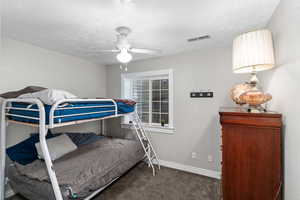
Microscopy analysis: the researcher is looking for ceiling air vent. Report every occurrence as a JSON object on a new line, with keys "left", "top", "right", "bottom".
{"left": 187, "top": 35, "right": 210, "bottom": 42}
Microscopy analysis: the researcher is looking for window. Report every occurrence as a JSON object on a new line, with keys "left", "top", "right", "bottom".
{"left": 132, "top": 78, "right": 169, "bottom": 124}
{"left": 122, "top": 69, "right": 174, "bottom": 133}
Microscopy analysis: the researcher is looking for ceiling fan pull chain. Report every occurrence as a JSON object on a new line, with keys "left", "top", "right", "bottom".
{"left": 125, "top": 64, "right": 128, "bottom": 72}
{"left": 120, "top": 65, "right": 123, "bottom": 70}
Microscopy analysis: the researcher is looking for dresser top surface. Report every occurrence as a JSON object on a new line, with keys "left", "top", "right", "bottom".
{"left": 219, "top": 107, "right": 282, "bottom": 118}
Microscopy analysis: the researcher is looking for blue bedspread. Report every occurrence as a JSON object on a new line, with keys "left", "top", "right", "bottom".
{"left": 8, "top": 101, "right": 135, "bottom": 124}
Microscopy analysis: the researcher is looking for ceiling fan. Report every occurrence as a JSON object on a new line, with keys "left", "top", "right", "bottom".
{"left": 100, "top": 26, "right": 161, "bottom": 69}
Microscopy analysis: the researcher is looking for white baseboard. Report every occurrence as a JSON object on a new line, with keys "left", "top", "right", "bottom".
{"left": 153, "top": 159, "right": 221, "bottom": 179}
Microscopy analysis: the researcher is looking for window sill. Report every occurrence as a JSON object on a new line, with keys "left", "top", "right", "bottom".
{"left": 121, "top": 123, "right": 175, "bottom": 134}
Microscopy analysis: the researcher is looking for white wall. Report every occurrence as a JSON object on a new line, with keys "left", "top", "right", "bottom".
{"left": 260, "top": 0, "right": 300, "bottom": 199}
{"left": 106, "top": 47, "right": 247, "bottom": 173}
{"left": 1, "top": 38, "right": 106, "bottom": 147}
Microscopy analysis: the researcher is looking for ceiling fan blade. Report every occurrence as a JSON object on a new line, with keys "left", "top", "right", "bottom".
{"left": 97, "top": 49, "right": 120, "bottom": 53}
{"left": 129, "top": 48, "right": 161, "bottom": 54}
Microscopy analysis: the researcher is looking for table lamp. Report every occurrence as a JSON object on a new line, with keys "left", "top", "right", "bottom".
{"left": 231, "top": 29, "right": 275, "bottom": 112}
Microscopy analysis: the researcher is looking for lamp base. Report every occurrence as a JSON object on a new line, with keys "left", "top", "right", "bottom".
{"left": 250, "top": 72, "right": 259, "bottom": 86}
{"left": 230, "top": 71, "right": 272, "bottom": 112}
{"left": 240, "top": 88, "right": 272, "bottom": 112}
{"left": 247, "top": 105, "right": 267, "bottom": 113}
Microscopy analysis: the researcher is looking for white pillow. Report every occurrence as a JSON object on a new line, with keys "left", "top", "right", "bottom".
{"left": 0, "top": 97, "right": 4, "bottom": 122}
{"left": 0, "top": 97, "right": 5, "bottom": 105}
{"left": 35, "top": 134, "right": 77, "bottom": 161}
{"left": 18, "top": 89, "right": 77, "bottom": 105}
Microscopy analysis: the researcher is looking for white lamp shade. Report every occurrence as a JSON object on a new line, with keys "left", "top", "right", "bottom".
{"left": 232, "top": 29, "right": 275, "bottom": 74}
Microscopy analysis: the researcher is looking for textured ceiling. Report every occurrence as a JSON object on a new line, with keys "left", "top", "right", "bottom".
{"left": 3, "top": 0, "right": 280, "bottom": 65}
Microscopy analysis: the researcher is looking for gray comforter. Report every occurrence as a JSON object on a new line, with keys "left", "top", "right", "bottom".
{"left": 11, "top": 137, "right": 144, "bottom": 199}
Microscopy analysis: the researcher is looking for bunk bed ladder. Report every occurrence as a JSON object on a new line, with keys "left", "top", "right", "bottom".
{"left": 132, "top": 111, "right": 160, "bottom": 176}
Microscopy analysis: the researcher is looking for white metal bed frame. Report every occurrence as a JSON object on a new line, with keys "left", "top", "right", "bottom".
{"left": 0, "top": 98, "right": 160, "bottom": 200}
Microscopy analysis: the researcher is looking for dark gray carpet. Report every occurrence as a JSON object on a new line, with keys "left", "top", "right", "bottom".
{"left": 8, "top": 163, "right": 220, "bottom": 200}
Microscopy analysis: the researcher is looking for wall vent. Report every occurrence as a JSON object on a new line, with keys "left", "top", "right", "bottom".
{"left": 187, "top": 35, "right": 210, "bottom": 42}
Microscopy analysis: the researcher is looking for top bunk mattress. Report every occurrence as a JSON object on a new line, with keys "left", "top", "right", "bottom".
{"left": 8, "top": 101, "right": 135, "bottom": 124}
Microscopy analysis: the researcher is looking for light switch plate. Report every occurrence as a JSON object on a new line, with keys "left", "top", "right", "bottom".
{"left": 190, "top": 92, "right": 213, "bottom": 98}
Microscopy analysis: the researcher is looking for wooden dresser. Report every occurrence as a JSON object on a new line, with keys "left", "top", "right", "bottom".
{"left": 219, "top": 107, "right": 282, "bottom": 200}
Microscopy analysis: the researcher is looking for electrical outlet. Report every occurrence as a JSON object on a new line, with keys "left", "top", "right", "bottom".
{"left": 208, "top": 155, "right": 213, "bottom": 162}
{"left": 191, "top": 152, "right": 197, "bottom": 159}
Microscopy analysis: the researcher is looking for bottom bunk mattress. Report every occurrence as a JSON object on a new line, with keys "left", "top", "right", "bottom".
{"left": 8, "top": 137, "right": 144, "bottom": 200}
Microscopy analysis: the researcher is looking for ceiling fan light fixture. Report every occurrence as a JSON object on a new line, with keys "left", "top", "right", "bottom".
{"left": 117, "top": 49, "right": 132, "bottom": 63}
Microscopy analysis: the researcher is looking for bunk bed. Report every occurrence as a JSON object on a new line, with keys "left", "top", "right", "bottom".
{"left": 0, "top": 98, "right": 160, "bottom": 200}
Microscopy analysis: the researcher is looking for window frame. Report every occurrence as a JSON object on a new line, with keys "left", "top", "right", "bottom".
{"left": 121, "top": 69, "right": 174, "bottom": 134}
